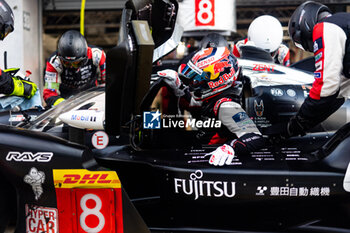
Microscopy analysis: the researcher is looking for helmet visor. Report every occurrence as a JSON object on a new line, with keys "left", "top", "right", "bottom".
{"left": 59, "top": 56, "right": 87, "bottom": 68}
{"left": 180, "top": 60, "right": 210, "bottom": 82}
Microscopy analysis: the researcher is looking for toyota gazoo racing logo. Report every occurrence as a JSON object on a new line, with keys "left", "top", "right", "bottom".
{"left": 6, "top": 152, "right": 53, "bottom": 162}
{"left": 174, "top": 170, "right": 236, "bottom": 200}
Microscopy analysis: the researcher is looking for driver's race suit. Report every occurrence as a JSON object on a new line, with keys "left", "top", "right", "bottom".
{"left": 289, "top": 13, "right": 350, "bottom": 135}
{"left": 233, "top": 38, "right": 290, "bottom": 66}
{"left": 198, "top": 89, "right": 265, "bottom": 155}
{"left": 43, "top": 46, "right": 106, "bottom": 107}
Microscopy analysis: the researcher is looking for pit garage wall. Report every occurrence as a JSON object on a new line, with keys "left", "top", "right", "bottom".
{"left": 0, "top": 0, "right": 43, "bottom": 92}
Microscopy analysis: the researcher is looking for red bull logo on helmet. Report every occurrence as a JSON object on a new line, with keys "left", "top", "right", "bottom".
{"left": 213, "top": 60, "right": 230, "bottom": 74}
{"left": 208, "top": 67, "right": 235, "bottom": 89}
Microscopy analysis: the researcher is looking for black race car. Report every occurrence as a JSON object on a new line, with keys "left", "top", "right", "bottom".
{"left": 0, "top": 0, "right": 350, "bottom": 233}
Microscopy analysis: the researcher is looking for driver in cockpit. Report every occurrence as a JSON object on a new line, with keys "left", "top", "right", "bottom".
{"left": 159, "top": 47, "right": 265, "bottom": 166}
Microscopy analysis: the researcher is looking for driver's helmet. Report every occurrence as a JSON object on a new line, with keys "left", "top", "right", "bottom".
{"left": 288, "top": 1, "right": 331, "bottom": 52}
{"left": 57, "top": 30, "right": 88, "bottom": 68}
{"left": 199, "top": 33, "right": 229, "bottom": 49}
{"left": 0, "top": 0, "right": 14, "bottom": 40}
{"left": 247, "top": 15, "right": 283, "bottom": 53}
{"left": 180, "top": 47, "right": 239, "bottom": 101}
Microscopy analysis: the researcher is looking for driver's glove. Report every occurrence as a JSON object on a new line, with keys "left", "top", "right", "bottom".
{"left": 205, "top": 144, "right": 235, "bottom": 166}
{"left": 157, "top": 69, "right": 186, "bottom": 97}
{"left": 288, "top": 115, "right": 307, "bottom": 137}
{"left": 10, "top": 77, "right": 37, "bottom": 99}
{"left": 262, "top": 116, "right": 306, "bottom": 144}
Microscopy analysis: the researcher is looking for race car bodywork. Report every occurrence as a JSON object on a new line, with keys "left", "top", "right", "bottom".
{"left": 1, "top": 0, "right": 350, "bottom": 232}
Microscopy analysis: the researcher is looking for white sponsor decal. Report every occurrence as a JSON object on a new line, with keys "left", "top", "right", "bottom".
{"left": 174, "top": 170, "right": 236, "bottom": 200}
{"left": 256, "top": 186, "right": 268, "bottom": 196}
{"left": 92, "top": 131, "right": 109, "bottom": 149}
{"left": 44, "top": 71, "right": 57, "bottom": 82}
{"left": 313, "top": 40, "right": 318, "bottom": 53}
{"left": 26, "top": 204, "right": 58, "bottom": 233}
{"left": 270, "top": 88, "right": 283, "bottom": 96}
{"left": 286, "top": 89, "right": 296, "bottom": 97}
{"left": 344, "top": 162, "right": 350, "bottom": 192}
{"left": 6, "top": 152, "right": 53, "bottom": 162}
{"left": 269, "top": 186, "right": 330, "bottom": 197}
{"left": 315, "top": 61, "right": 322, "bottom": 71}
{"left": 8, "top": 115, "right": 37, "bottom": 122}
{"left": 24, "top": 167, "right": 45, "bottom": 200}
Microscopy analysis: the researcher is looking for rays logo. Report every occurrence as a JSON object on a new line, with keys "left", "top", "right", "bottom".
{"left": 6, "top": 152, "right": 53, "bottom": 162}
{"left": 143, "top": 110, "right": 161, "bottom": 129}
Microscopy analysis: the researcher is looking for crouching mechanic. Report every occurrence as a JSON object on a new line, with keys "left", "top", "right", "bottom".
{"left": 0, "top": 0, "right": 37, "bottom": 99}
{"left": 159, "top": 47, "right": 265, "bottom": 166}
{"left": 233, "top": 15, "right": 290, "bottom": 67}
{"left": 43, "top": 30, "right": 106, "bottom": 107}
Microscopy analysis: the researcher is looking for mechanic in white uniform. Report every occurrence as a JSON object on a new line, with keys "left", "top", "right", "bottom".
{"left": 158, "top": 47, "right": 265, "bottom": 166}
{"left": 273, "top": 1, "right": 350, "bottom": 137}
{"left": 233, "top": 15, "right": 290, "bottom": 67}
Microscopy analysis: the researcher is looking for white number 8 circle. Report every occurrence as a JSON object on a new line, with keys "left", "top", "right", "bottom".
{"left": 197, "top": 0, "right": 213, "bottom": 24}
{"left": 80, "top": 194, "right": 105, "bottom": 232}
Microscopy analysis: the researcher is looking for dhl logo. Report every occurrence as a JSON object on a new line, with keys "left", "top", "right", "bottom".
{"left": 53, "top": 169, "right": 121, "bottom": 189}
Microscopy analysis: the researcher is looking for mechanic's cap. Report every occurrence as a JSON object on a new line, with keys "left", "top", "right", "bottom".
{"left": 199, "top": 33, "right": 229, "bottom": 49}
{"left": 0, "top": 0, "right": 14, "bottom": 40}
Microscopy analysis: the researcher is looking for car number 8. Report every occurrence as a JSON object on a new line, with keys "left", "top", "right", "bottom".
{"left": 80, "top": 194, "right": 105, "bottom": 232}
{"left": 197, "top": 0, "right": 213, "bottom": 24}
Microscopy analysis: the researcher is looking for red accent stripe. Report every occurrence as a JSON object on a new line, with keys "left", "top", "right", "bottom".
{"left": 309, "top": 23, "right": 325, "bottom": 100}
{"left": 87, "top": 47, "right": 92, "bottom": 59}
{"left": 232, "top": 45, "right": 241, "bottom": 57}
{"left": 208, "top": 133, "right": 227, "bottom": 145}
{"left": 46, "top": 61, "right": 57, "bottom": 72}
{"left": 213, "top": 97, "right": 232, "bottom": 116}
{"left": 232, "top": 140, "right": 246, "bottom": 149}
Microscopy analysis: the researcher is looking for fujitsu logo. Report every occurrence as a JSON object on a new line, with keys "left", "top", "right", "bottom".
{"left": 6, "top": 152, "right": 53, "bottom": 162}
{"left": 174, "top": 170, "right": 236, "bottom": 200}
